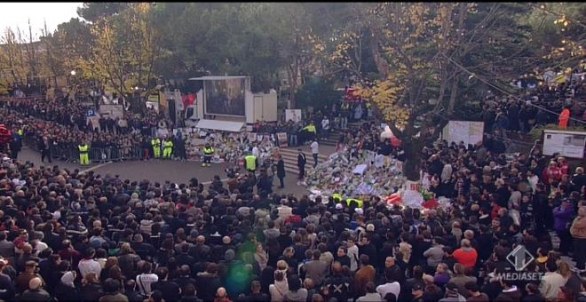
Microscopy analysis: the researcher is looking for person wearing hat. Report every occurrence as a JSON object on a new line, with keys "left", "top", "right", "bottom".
{"left": 16, "top": 260, "right": 43, "bottom": 294}
{"left": 202, "top": 143, "right": 215, "bottom": 167}
{"left": 411, "top": 283, "right": 425, "bottom": 302}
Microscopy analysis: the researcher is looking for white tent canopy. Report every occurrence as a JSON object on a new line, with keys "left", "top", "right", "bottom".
{"left": 195, "top": 119, "right": 244, "bottom": 132}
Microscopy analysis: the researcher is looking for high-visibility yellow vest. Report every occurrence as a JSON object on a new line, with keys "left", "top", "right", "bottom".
{"left": 78, "top": 144, "right": 89, "bottom": 153}
{"left": 17, "top": 129, "right": 23, "bottom": 136}
{"left": 346, "top": 198, "right": 363, "bottom": 208}
{"left": 245, "top": 155, "right": 257, "bottom": 170}
{"left": 203, "top": 147, "right": 214, "bottom": 155}
{"left": 304, "top": 125, "right": 316, "bottom": 133}
{"left": 164, "top": 141, "right": 173, "bottom": 149}
{"left": 151, "top": 138, "right": 160, "bottom": 147}
{"left": 332, "top": 193, "right": 342, "bottom": 203}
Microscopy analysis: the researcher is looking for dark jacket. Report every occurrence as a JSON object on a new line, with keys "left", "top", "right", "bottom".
{"left": 276, "top": 159, "right": 286, "bottom": 178}
{"left": 17, "top": 289, "right": 51, "bottom": 302}
{"left": 297, "top": 153, "right": 306, "bottom": 168}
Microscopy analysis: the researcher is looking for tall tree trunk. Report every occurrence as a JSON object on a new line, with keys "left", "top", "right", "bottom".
{"left": 434, "top": 74, "right": 448, "bottom": 111}
{"left": 370, "top": 32, "right": 389, "bottom": 78}
{"left": 447, "top": 76, "right": 459, "bottom": 115}
{"left": 402, "top": 136, "right": 425, "bottom": 181}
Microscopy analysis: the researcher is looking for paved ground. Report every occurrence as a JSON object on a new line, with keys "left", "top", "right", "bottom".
{"left": 16, "top": 147, "right": 310, "bottom": 195}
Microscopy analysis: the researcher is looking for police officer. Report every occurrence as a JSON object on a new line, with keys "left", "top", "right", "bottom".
{"left": 163, "top": 137, "right": 174, "bottom": 159}
{"left": 301, "top": 122, "right": 317, "bottom": 144}
{"left": 78, "top": 141, "right": 90, "bottom": 166}
{"left": 202, "top": 143, "right": 215, "bottom": 167}
{"left": 244, "top": 151, "right": 257, "bottom": 173}
{"left": 151, "top": 137, "right": 161, "bottom": 159}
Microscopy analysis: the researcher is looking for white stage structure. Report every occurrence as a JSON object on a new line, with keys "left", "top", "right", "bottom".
{"left": 186, "top": 76, "right": 277, "bottom": 131}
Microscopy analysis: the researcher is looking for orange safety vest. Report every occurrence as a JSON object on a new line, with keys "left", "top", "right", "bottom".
{"left": 559, "top": 108, "right": 570, "bottom": 129}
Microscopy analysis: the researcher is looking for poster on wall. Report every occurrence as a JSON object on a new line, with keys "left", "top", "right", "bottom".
{"left": 542, "top": 130, "right": 586, "bottom": 159}
{"left": 277, "top": 132, "right": 288, "bottom": 147}
{"left": 442, "top": 121, "right": 484, "bottom": 147}
{"left": 285, "top": 109, "right": 302, "bottom": 123}
{"left": 204, "top": 78, "right": 246, "bottom": 116}
{"left": 99, "top": 104, "right": 125, "bottom": 119}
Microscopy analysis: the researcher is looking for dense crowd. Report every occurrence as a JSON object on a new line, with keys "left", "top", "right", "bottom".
{"left": 0, "top": 73, "right": 586, "bottom": 302}
{"left": 0, "top": 97, "right": 189, "bottom": 163}
{"left": 483, "top": 68, "right": 586, "bottom": 136}
{"left": 0, "top": 109, "right": 585, "bottom": 302}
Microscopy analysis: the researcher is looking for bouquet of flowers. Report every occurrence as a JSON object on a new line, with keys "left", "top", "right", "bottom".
{"left": 419, "top": 188, "right": 439, "bottom": 209}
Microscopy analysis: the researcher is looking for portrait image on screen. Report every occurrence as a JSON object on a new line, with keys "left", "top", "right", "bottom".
{"left": 204, "top": 78, "right": 246, "bottom": 116}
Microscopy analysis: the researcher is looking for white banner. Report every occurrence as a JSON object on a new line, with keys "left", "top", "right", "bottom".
{"left": 543, "top": 130, "right": 586, "bottom": 159}
{"left": 442, "top": 121, "right": 484, "bottom": 147}
{"left": 285, "top": 109, "right": 302, "bottom": 123}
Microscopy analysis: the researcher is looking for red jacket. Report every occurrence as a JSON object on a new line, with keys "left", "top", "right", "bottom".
{"left": 543, "top": 166, "right": 562, "bottom": 185}
{"left": 453, "top": 247, "right": 478, "bottom": 269}
{"left": 491, "top": 204, "right": 501, "bottom": 220}
{"left": 559, "top": 163, "right": 569, "bottom": 175}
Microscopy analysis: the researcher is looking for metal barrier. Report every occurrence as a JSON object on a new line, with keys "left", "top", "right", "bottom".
{"left": 21, "top": 135, "right": 184, "bottom": 163}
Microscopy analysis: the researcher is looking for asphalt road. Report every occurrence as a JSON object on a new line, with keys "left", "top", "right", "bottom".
{"left": 16, "top": 146, "right": 309, "bottom": 196}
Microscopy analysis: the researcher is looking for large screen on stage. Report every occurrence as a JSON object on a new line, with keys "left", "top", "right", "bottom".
{"left": 204, "top": 78, "right": 246, "bottom": 116}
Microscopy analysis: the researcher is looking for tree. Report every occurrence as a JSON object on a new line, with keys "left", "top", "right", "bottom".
{"left": 0, "top": 27, "right": 29, "bottom": 86}
{"left": 77, "top": 2, "right": 131, "bottom": 23}
{"left": 87, "top": 3, "right": 161, "bottom": 99}
{"left": 39, "top": 21, "right": 64, "bottom": 89}
{"left": 523, "top": 3, "right": 586, "bottom": 69}
{"left": 296, "top": 77, "right": 342, "bottom": 110}
{"left": 336, "top": 3, "right": 534, "bottom": 180}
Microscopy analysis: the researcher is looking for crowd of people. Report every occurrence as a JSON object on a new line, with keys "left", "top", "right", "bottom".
{"left": 484, "top": 67, "right": 586, "bottom": 137}
{"left": 0, "top": 72, "right": 585, "bottom": 302}
{"left": 0, "top": 116, "right": 584, "bottom": 302}
{"left": 0, "top": 97, "right": 171, "bottom": 163}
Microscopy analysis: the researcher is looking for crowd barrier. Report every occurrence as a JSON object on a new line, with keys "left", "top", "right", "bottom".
{"left": 22, "top": 134, "right": 155, "bottom": 164}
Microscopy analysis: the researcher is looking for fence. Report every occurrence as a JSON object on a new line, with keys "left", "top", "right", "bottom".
{"left": 22, "top": 134, "right": 152, "bottom": 164}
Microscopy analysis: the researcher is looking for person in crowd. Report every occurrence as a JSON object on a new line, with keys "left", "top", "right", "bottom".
{"left": 310, "top": 139, "right": 319, "bottom": 168}
{"left": 0, "top": 83, "right": 586, "bottom": 302}
{"left": 297, "top": 148, "right": 306, "bottom": 186}
{"left": 571, "top": 206, "right": 586, "bottom": 271}
{"left": 539, "top": 260, "right": 565, "bottom": 301}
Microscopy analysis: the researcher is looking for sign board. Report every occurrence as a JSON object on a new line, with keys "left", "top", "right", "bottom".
{"left": 542, "top": 129, "right": 586, "bottom": 159}
{"left": 442, "top": 121, "right": 484, "bottom": 147}
{"left": 277, "top": 132, "right": 288, "bottom": 147}
{"left": 86, "top": 109, "right": 96, "bottom": 117}
{"left": 99, "top": 104, "right": 124, "bottom": 119}
{"left": 285, "top": 109, "right": 302, "bottom": 123}
{"left": 148, "top": 93, "right": 160, "bottom": 103}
